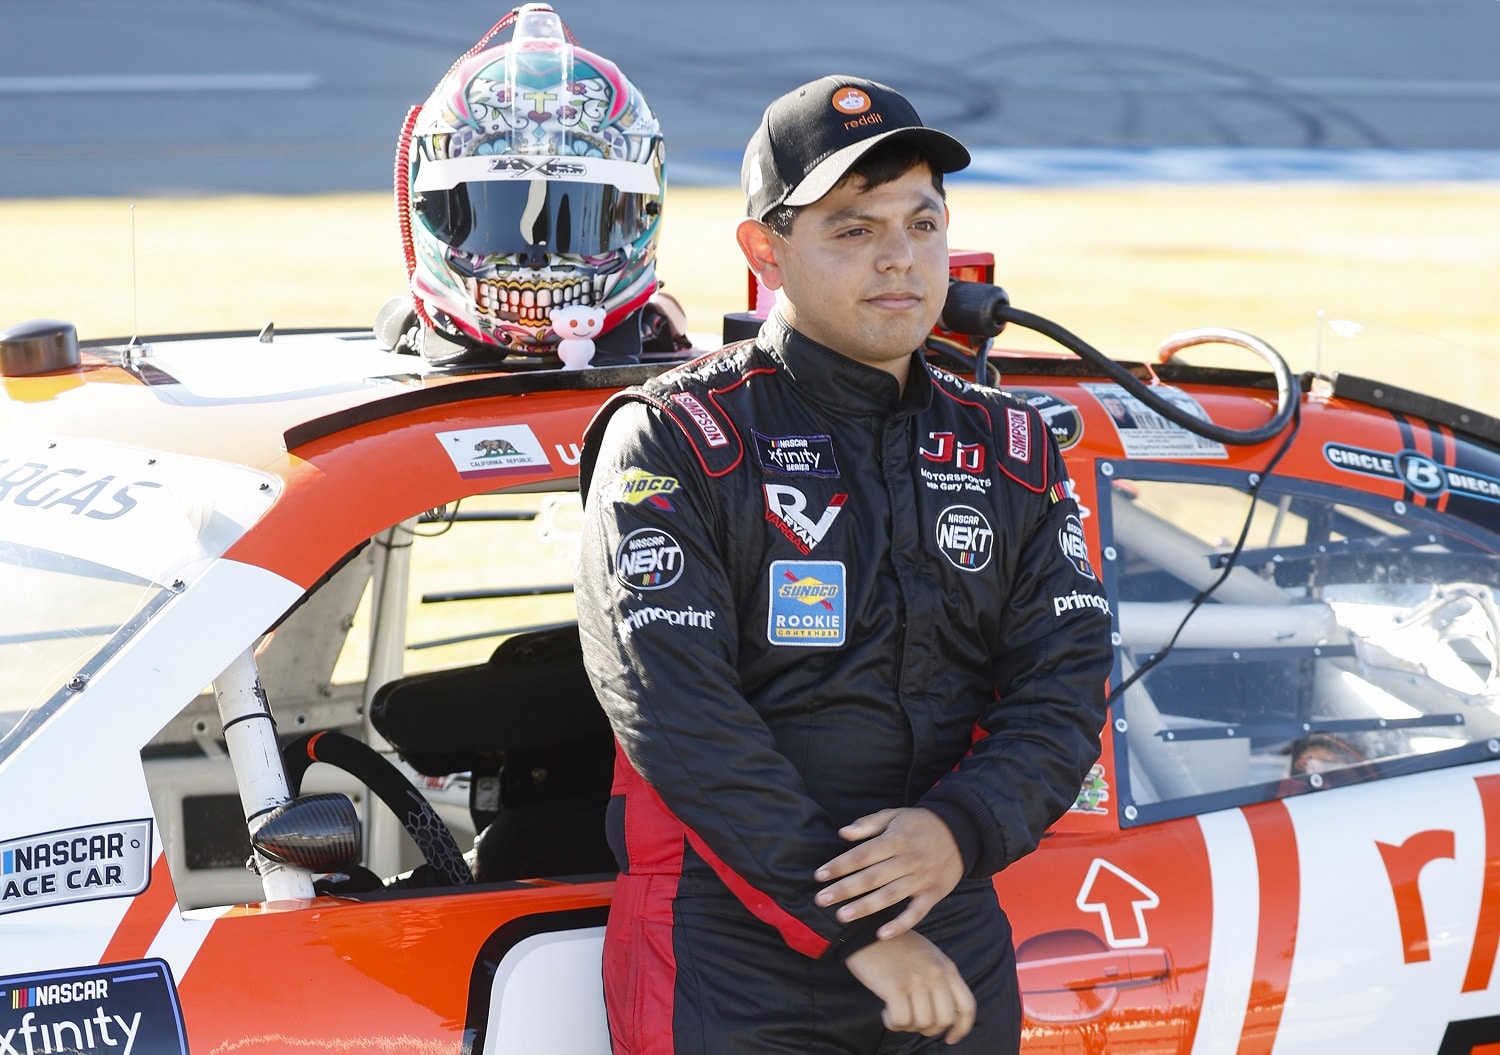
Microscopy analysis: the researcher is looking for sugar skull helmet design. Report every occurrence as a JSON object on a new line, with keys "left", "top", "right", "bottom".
{"left": 398, "top": 3, "right": 664, "bottom": 359}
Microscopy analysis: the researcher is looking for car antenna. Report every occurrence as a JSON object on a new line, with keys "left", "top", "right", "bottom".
{"left": 124, "top": 204, "right": 150, "bottom": 361}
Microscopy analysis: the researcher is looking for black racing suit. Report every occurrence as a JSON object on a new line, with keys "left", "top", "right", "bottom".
{"left": 576, "top": 311, "right": 1114, "bottom": 1054}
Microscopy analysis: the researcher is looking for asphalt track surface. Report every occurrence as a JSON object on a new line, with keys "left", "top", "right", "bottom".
{"left": 2, "top": 0, "right": 1500, "bottom": 197}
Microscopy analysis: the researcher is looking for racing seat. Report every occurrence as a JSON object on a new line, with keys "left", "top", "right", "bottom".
{"left": 369, "top": 624, "right": 617, "bottom": 882}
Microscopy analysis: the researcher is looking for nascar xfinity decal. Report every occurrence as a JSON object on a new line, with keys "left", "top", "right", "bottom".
{"left": 768, "top": 560, "right": 846, "bottom": 647}
{"left": 1082, "top": 383, "right": 1228, "bottom": 459}
{"left": 0, "top": 820, "right": 151, "bottom": 917}
{"left": 764, "top": 484, "right": 846, "bottom": 554}
{"left": 0, "top": 959, "right": 185, "bottom": 1055}
{"left": 438, "top": 425, "right": 552, "bottom": 479}
{"left": 613, "top": 468, "right": 679, "bottom": 511}
{"left": 753, "top": 431, "right": 840, "bottom": 478}
{"left": 1009, "top": 389, "right": 1084, "bottom": 451}
{"left": 1324, "top": 442, "right": 1500, "bottom": 506}
{"left": 1058, "top": 514, "right": 1097, "bottom": 580}
{"left": 615, "top": 528, "right": 685, "bottom": 591}
{"left": 935, "top": 505, "right": 994, "bottom": 572}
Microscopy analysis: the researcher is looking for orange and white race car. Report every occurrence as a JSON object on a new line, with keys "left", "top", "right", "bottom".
{"left": 1, "top": 252, "right": 1497, "bottom": 1054}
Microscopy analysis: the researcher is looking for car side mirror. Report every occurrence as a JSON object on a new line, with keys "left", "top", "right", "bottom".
{"left": 249, "top": 793, "right": 362, "bottom": 874}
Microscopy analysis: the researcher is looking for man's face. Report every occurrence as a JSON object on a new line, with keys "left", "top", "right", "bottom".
{"left": 760, "top": 162, "right": 950, "bottom": 375}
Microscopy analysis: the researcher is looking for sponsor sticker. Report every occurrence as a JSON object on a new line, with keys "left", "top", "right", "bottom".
{"left": 935, "top": 505, "right": 995, "bottom": 572}
{"left": 1058, "top": 514, "right": 1097, "bottom": 580}
{"left": 1324, "top": 443, "right": 1500, "bottom": 506}
{"left": 768, "top": 560, "right": 846, "bottom": 647}
{"left": 613, "top": 468, "right": 679, "bottom": 511}
{"left": 669, "top": 393, "right": 729, "bottom": 449}
{"left": 1071, "top": 764, "right": 1111, "bottom": 815}
{"left": 1009, "top": 389, "right": 1084, "bottom": 451}
{"left": 0, "top": 959, "right": 187, "bottom": 1055}
{"left": 764, "top": 484, "right": 846, "bottom": 554}
{"left": 1081, "top": 383, "right": 1228, "bottom": 459}
{"left": 438, "top": 425, "right": 552, "bottom": 479}
{"left": 753, "top": 431, "right": 840, "bottom": 478}
{"left": 0, "top": 820, "right": 152, "bottom": 917}
{"left": 1006, "top": 407, "right": 1031, "bottom": 462}
{"left": 615, "top": 528, "right": 685, "bottom": 591}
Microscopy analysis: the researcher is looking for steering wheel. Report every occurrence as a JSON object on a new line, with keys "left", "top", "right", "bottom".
{"left": 282, "top": 730, "right": 472, "bottom": 887}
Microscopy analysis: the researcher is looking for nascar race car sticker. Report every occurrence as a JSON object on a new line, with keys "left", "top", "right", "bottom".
{"left": 753, "top": 431, "right": 840, "bottom": 478}
{"left": 1008, "top": 389, "right": 1084, "bottom": 451}
{"left": 1324, "top": 442, "right": 1500, "bottom": 506}
{"left": 1081, "top": 383, "right": 1228, "bottom": 460}
{"left": 612, "top": 468, "right": 679, "bottom": 511}
{"left": 1058, "top": 514, "right": 1098, "bottom": 580}
{"left": 438, "top": 425, "right": 552, "bottom": 480}
{"left": 0, "top": 820, "right": 152, "bottom": 917}
{"left": 768, "top": 560, "right": 846, "bottom": 647}
{"left": 764, "top": 484, "right": 846, "bottom": 554}
{"left": 615, "top": 527, "right": 685, "bottom": 591}
{"left": 0, "top": 959, "right": 186, "bottom": 1055}
{"left": 934, "top": 505, "right": 994, "bottom": 572}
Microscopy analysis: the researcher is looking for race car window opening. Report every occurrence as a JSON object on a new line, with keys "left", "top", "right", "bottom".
{"left": 332, "top": 490, "right": 583, "bottom": 683}
{"left": 1102, "top": 463, "right": 1500, "bottom": 828}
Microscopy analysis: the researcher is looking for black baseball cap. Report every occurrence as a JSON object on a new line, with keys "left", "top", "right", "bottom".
{"left": 741, "top": 75, "right": 970, "bottom": 221}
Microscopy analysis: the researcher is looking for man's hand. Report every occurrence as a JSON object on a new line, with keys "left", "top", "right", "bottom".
{"left": 814, "top": 807, "right": 964, "bottom": 939}
{"left": 844, "top": 931, "right": 975, "bottom": 1045}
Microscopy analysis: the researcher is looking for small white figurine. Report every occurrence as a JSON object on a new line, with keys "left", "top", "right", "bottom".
{"left": 550, "top": 305, "right": 606, "bottom": 370}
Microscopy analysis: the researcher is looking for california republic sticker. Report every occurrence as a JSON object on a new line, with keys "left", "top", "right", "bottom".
{"left": 438, "top": 425, "right": 552, "bottom": 479}
{"left": 0, "top": 819, "right": 152, "bottom": 917}
{"left": 615, "top": 527, "right": 685, "bottom": 591}
{"left": 0, "top": 959, "right": 187, "bottom": 1054}
{"left": 935, "top": 505, "right": 994, "bottom": 572}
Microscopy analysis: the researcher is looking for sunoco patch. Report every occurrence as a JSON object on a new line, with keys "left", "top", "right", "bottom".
{"left": 0, "top": 958, "right": 187, "bottom": 1055}
{"left": 753, "top": 431, "right": 840, "bottom": 478}
{"left": 0, "top": 819, "right": 151, "bottom": 917}
{"left": 768, "top": 560, "right": 846, "bottom": 647}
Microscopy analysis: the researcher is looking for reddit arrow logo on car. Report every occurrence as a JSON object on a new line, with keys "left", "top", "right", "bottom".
{"left": 1076, "top": 859, "right": 1159, "bottom": 948}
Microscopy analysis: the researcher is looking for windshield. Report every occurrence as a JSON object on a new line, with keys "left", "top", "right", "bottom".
{"left": 0, "top": 434, "right": 278, "bottom": 763}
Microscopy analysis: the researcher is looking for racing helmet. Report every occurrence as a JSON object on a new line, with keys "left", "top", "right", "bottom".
{"left": 397, "top": 3, "right": 664, "bottom": 361}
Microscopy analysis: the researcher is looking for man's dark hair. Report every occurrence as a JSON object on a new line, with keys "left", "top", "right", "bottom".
{"left": 762, "top": 139, "right": 946, "bottom": 236}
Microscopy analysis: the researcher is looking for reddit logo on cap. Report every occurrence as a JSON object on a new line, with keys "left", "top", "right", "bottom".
{"left": 832, "top": 87, "right": 871, "bottom": 115}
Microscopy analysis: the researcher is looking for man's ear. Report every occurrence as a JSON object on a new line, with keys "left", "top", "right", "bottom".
{"left": 735, "top": 218, "right": 784, "bottom": 291}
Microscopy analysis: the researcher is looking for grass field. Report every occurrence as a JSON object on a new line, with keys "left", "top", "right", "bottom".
{"left": 1, "top": 183, "right": 1495, "bottom": 398}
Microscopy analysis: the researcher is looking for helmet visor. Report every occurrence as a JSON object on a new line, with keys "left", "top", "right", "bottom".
{"left": 417, "top": 178, "right": 658, "bottom": 259}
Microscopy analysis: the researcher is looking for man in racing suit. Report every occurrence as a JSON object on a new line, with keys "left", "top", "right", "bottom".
{"left": 575, "top": 75, "right": 1114, "bottom": 1053}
